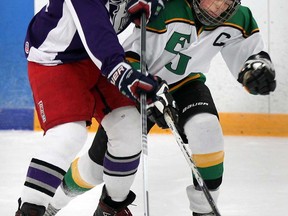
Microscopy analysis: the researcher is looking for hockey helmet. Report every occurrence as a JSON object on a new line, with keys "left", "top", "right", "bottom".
{"left": 192, "top": 0, "right": 241, "bottom": 26}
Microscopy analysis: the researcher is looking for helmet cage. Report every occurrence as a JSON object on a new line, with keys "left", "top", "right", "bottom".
{"left": 193, "top": 0, "right": 241, "bottom": 26}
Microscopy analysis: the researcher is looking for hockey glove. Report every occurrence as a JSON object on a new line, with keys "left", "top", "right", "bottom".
{"left": 126, "top": 0, "right": 166, "bottom": 25}
{"left": 237, "top": 51, "right": 276, "bottom": 95}
{"left": 108, "top": 62, "right": 159, "bottom": 102}
{"left": 147, "top": 78, "right": 179, "bottom": 129}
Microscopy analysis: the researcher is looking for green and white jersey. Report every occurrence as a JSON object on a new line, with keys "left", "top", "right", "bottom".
{"left": 122, "top": 0, "right": 265, "bottom": 85}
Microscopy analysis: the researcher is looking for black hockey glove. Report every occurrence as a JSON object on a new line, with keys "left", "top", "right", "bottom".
{"left": 237, "top": 51, "right": 276, "bottom": 95}
{"left": 147, "top": 78, "right": 179, "bottom": 129}
{"left": 126, "top": 0, "right": 166, "bottom": 26}
{"left": 108, "top": 62, "right": 159, "bottom": 102}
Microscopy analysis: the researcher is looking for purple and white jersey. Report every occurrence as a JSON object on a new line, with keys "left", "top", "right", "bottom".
{"left": 24, "top": 0, "right": 131, "bottom": 77}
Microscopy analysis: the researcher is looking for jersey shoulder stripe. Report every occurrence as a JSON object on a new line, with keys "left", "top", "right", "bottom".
{"left": 199, "top": 6, "right": 259, "bottom": 38}
{"left": 147, "top": 0, "right": 196, "bottom": 33}
{"left": 226, "top": 6, "right": 259, "bottom": 36}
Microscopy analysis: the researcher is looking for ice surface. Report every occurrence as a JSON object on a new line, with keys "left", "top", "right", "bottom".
{"left": 0, "top": 130, "right": 287, "bottom": 215}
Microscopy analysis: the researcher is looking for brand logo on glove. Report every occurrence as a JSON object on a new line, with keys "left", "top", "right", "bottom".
{"left": 110, "top": 65, "right": 127, "bottom": 85}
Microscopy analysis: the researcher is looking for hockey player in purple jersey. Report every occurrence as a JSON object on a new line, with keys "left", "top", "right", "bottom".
{"left": 41, "top": 0, "right": 277, "bottom": 215}
{"left": 14, "top": 0, "right": 177, "bottom": 215}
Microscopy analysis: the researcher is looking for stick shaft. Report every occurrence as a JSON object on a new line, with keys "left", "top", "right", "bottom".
{"left": 140, "top": 14, "right": 150, "bottom": 216}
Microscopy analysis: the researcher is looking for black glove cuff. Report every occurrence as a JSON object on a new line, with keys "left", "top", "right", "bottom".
{"left": 246, "top": 51, "right": 271, "bottom": 62}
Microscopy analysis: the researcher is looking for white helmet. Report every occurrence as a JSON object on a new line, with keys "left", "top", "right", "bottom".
{"left": 192, "top": 0, "right": 241, "bottom": 26}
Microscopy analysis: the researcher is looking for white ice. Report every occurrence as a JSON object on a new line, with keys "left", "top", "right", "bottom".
{"left": 1, "top": 130, "right": 288, "bottom": 215}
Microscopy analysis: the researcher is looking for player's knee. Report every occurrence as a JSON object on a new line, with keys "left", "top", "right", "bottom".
{"left": 101, "top": 106, "right": 142, "bottom": 156}
{"left": 38, "top": 121, "right": 88, "bottom": 170}
{"left": 184, "top": 113, "right": 224, "bottom": 154}
{"left": 186, "top": 185, "right": 219, "bottom": 214}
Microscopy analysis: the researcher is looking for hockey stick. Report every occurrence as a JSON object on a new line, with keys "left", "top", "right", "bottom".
{"left": 164, "top": 112, "right": 221, "bottom": 216}
{"left": 139, "top": 13, "right": 150, "bottom": 216}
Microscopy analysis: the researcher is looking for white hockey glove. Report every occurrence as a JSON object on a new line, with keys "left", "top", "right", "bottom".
{"left": 237, "top": 51, "right": 276, "bottom": 95}
{"left": 147, "top": 77, "right": 179, "bottom": 129}
{"left": 126, "top": 0, "right": 166, "bottom": 25}
{"left": 108, "top": 62, "right": 159, "bottom": 102}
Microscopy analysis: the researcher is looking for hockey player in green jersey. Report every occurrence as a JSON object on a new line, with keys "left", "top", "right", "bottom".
{"left": 44, "top": 0, "right": 276, "bottom": 215}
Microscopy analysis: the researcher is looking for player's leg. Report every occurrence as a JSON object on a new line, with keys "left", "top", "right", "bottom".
{"left": 16, "top": 60, "right": 100, "bottom": 216}
{"left": 184, "top": 113, "right": 223, "bottom": 216}
{"left": 94, "top": 106, "right": 140, "bottom": 215}
{"left": 172, "top": 78, "right": 224, "bottom": 215}
{"left": 16, "top": 121, "right": 88, "bottom": 216}
{"left": 45, "top": 126, "right": 108, "bottom": 215}
{"left": 92, "top": 75, "right": 140, "bottom": 215}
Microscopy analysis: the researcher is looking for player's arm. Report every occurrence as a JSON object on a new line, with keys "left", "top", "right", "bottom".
{"left": 237, "top": 51, "right": 276, "bottom": 95}
{"left": 220, "top": 6, "right": 276, "bottom": 95}
{"left": 65, "top": 0, "right": 161, "bottom": 102}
